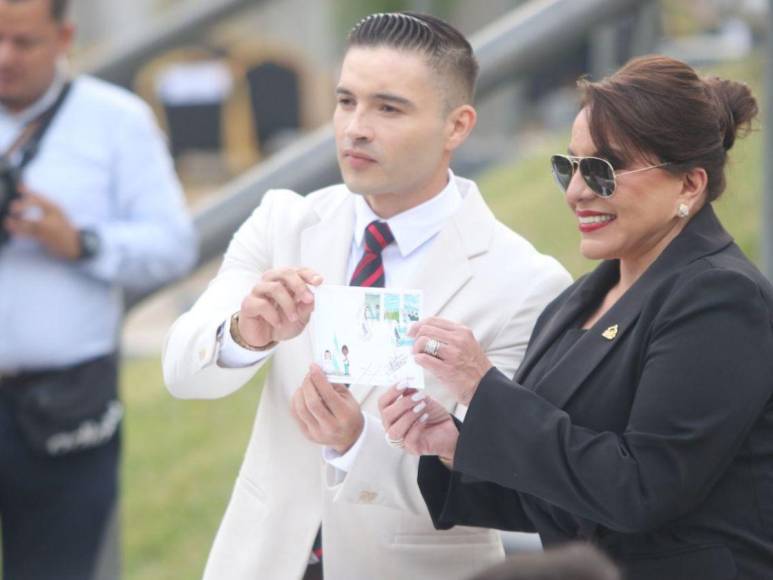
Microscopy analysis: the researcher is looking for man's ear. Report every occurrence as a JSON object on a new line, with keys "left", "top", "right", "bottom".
{"left": 445, "top": 104, "right": 477, "bottom": 152}
{"left": 57, "top": 21, "right": 75, "bottom": 55}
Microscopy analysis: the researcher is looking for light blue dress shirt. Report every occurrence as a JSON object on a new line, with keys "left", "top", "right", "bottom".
{"left": 0, "top": 73, "right": 197, "bottom": 371}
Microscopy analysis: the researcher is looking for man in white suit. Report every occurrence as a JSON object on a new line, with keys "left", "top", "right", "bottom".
{"left": 163, "top": 12, "right": 571, "bottom": 580}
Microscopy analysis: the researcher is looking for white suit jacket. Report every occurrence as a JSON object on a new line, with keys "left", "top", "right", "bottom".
{"left": 163, "top": 177, "right": 571, "bottom": 580}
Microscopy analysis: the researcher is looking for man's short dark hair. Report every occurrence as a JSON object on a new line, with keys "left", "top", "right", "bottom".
{"left": 4, "top": 0, "right": 70, "bottom": 22}
{"left": 346, "top": 12, "right": 479, "bottom": 109}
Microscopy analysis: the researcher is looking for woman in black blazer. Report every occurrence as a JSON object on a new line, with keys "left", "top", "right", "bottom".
{"left": 379, "top": 55, "right": 773, "bottom": 580}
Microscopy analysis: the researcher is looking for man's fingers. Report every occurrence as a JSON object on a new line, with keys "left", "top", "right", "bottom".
{"left": 297, "top": 267, "right": 324, "bottom": 288}
{"left": 297, "top": 300, "right": 315, "bottom": 325}
{"left": 241, "top": 296, "right": 282, "bottom": 329}
{"left": 291, "top": 390, "right": 318, "bottom": 436}
{"left": 302, "top": 377, "right": 335, "bottom": 423}
{"left": 4, "top": 216, "right": 38, "bottom": 237}
{"left": 263, "top": 268, "right": 320, "bottom": 306}
{"left": 252, "top": 280, "right": 299, "bottom": 323}
{"left": 18, "top": 189, "right": 61, "bottom": 215}
{"left": 308, "top": 364, "right": 348, "bottom": 417}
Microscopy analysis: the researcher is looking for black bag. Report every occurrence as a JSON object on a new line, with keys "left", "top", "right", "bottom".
{"left": 8, "top": 354, "right": 123, "bottom": 457}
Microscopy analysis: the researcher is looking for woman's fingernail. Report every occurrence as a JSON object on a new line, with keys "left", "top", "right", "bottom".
{"left": 411, "top": 392, "right": 426, "bottom": 402}
{"left": 420, "top": 413, "right": 429, "bottom": 423}
{"left": 396, "top": 383, "right": 407, "bottom": 391}
{"left": 413, "top": 401, "right": 427, "bottom": 414}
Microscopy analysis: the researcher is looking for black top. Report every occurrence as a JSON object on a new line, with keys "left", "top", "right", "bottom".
{"left": 418, "top": 204, "right": 773, "bottom": 580}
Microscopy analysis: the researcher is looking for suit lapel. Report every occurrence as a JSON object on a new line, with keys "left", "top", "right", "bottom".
{"left": 527, "top": 204, "right": 734, "bottom": 409}
{"left": 531, "top": 278, "right": 640, "bottom": 408}
{"left": 300, "top": 193, "right": 355, "bottom": 287}
{"left": 410, "top": 185, "right": 493, "bottom": 316}
{"left": 514, "top": 262, "right": 618, "bottom": 384}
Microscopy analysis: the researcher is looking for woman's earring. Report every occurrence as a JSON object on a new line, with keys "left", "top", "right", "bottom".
{"left": 677, "top": 203, "right": 690, "bottom": 219}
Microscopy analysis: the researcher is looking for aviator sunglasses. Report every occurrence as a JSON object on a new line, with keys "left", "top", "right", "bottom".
{"left": 550, "top": 154, "right": 670, "bottom": 198}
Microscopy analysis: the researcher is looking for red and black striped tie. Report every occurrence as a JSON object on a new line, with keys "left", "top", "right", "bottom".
{"left": 349, "top": 220, "right": 394, "bottom": 288}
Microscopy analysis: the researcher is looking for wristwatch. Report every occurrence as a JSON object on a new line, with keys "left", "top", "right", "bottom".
{"left": 77, "top": 228, "right": 101, "bottom": 260}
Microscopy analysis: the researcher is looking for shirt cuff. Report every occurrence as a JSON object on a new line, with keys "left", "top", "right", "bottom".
{"left": 322, "top": 412, "right": 369, "bottom": 473}
{"left": 216, "top": 316, "right": 275, "bottom": 368}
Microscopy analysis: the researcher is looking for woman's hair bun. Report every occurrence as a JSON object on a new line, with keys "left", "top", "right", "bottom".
{"left": 704, "top": 76, "right": 758, "bottom": 151}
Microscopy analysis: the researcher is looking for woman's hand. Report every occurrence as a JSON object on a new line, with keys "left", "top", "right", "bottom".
{"left": 410, "top": 317, "right": 493, "bottom": 405}
{"left": 378, "top": 386, "right": 458, "bottom": 463}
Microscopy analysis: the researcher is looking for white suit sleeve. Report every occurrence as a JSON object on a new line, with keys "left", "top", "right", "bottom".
{"left": 163, "top": 190, "right": 286, "bottom": 399}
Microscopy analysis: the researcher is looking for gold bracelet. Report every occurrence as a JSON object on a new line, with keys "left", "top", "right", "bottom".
{"left": 229, "top": 312, "right": 277, "bottom": 351}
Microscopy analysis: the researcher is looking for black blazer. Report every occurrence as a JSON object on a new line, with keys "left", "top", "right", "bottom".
{"left": 419, "top": 205, "right": 773, "bottom": 580}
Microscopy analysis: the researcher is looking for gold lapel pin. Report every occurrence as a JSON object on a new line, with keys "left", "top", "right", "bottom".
{"left": 602, "top": 324, "right": 619, "bottom": 340}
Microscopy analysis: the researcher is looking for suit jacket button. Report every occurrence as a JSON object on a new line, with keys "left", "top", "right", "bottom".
{"left": 358, "top": 490, "right": 378, "bottom": 504}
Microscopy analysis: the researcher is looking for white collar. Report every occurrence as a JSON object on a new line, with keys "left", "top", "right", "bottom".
{"left": 0, "top": 63, "right": 68, "bottom": 125}
{"left": 352, "top": 170, "right": 463, "bottom": 258}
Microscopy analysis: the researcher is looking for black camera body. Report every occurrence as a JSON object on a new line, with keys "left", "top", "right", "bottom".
{"left": 0, "top": 160, "right": 21, "bottom": 248}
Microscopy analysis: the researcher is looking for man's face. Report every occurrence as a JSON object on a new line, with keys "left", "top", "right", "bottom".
{"left": 334, "top": 46, "right": 453, "bottom": 212}
{"left": 0, "top": 0, "right": 72, "bottom": 112}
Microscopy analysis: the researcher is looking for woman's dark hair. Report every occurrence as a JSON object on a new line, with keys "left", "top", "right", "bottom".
{"left": 579, "top": 55, "right": 758, "bottom": 202}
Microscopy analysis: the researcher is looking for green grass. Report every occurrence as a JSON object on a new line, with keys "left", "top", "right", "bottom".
{"left": 120, "top": 55, "right": 766, "bottom": 578}
{"left": 121, "top": 360, "right": 264, "bottom": 579}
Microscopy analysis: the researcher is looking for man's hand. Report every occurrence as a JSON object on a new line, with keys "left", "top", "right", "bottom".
{"left": 378, "top": 385, "right": 458, "bottom": 463}
{"left": 290, "top": 364, "right": 364, "bottom": 454}
{"left": 4, "top": 187, "right": 81, "bottom": 260}
{"left": 237, "top": 267, "right": 324, "bottom": 348}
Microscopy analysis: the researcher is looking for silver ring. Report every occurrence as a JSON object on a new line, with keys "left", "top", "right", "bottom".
{"left": 423, "top": 337, "right": 441, "bottom": 358}
{"left": 385, "top": 433, "right": 405, "bottom": 448}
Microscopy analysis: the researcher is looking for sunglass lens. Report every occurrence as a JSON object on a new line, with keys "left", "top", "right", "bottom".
{"left": 580, "top": 158, "right": 615, "bottom": 197}
{"left": 550, "top": 155, "right": 574, "bottom": 192}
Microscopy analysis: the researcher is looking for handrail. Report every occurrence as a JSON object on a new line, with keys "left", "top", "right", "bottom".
{"left": 76, "top": 0, "right": 260, "bottom": 89}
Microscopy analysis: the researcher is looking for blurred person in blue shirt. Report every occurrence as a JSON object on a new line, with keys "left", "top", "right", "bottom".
{"left": 0, "top": 0, "right": 197, "bottom": 578}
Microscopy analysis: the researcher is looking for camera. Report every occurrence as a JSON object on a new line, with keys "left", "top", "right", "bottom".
{"left": 0, "top": 160, "right": 21, "bottom": 248}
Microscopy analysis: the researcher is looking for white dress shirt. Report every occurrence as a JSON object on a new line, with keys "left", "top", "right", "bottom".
{"left": 218, "top": 172, "right": 464, "bottom": 470}
{"left": 0, "top": 71, "right": 196, "bottom": 370}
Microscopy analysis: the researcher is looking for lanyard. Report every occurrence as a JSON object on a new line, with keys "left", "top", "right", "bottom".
{"left": 0, "top": 81, "right": 72, "bottom": 170}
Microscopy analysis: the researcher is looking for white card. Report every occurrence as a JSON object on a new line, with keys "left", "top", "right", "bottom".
{"left": 310, "top": 285, "right": 424, "bottom": 389}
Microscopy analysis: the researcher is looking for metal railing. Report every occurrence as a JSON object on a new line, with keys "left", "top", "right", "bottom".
{"left": 76, "top": 0, "right": 261, "bottom": 89}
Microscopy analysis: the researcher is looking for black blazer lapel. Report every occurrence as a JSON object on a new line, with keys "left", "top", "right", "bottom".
{"left": 528, "top": 204, "right": 734, "bottom": 409}
{"left": 515, "top": 260, "right": 618, "bottom": 384}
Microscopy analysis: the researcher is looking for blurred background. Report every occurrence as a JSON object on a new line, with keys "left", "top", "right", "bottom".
{"left": 65, "top": 0, "right": 769, "bottom": 577}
